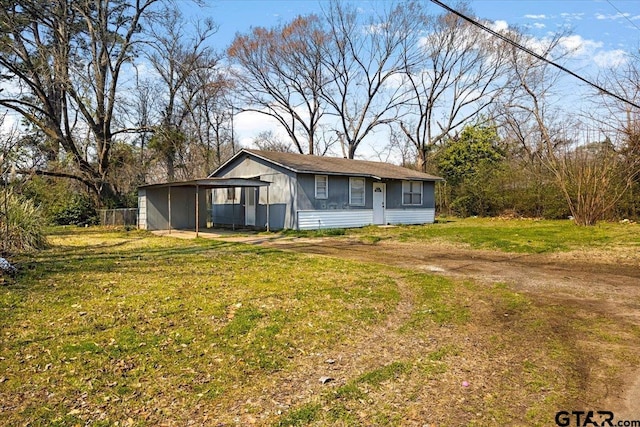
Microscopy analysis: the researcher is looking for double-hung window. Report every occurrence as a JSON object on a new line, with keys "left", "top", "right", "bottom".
{"left": 315, "top": 175, "right": 328, "bottom": 199}
{"left": 349, "top": 177, "right": 365, "bottom": 206}
{"left": 402, "top": 181, "right": 422, "bottom": 205}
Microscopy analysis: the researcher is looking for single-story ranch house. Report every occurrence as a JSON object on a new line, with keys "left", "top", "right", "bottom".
{"left": 138, "top": 149, "right": 442, "bottom": 232}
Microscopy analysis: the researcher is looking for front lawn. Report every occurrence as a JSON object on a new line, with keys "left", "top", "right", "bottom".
{"left": 348, "top": 217, "right": 640, "bottom": 253}
{"left": 1, "top": 225, "right": 638, "bottom": 425}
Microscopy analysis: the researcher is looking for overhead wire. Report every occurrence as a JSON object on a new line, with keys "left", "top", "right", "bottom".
{"left": 605, "top": 0, "right": 640, "bottom": 33}
{"left": 429, "top": 0, "right": 640, "bottom": 110}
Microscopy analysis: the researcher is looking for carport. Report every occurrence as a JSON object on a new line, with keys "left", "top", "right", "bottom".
{"left": 138, "top": 178, "right": 272, "bottom": 236}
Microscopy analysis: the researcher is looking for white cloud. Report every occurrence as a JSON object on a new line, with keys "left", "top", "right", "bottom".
{"left": 560, "top": 12, "right": 584, "bottom": 21}
{"left": 559, "top": 35, "right": 603, "bottom": 57}
{"left": 234, "top": 110, "right": 283, "bottom": 148}
{"left": 524, "top": 14, "right": 547, "bottom": 19}
{"left": 532, "top": 22, "right": 546, "bottom": 29}
{"left": 593, "top": 49, "right": 629, "bottom": 68}
{"left": 521, "top": 32, "right": 627, "bottom": 71}
{"left": 595, "top": 12, "right": 630, "bottom": 21}
{"left": 382, "top": 72, "right": 408, "bottom": 90}
{"left": 489, "top": 20, "right": 509, "bottom": 32}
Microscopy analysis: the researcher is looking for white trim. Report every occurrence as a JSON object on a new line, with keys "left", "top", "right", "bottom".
{"left": 402, "top": 180, "right": 423, "bottom": 206}
{"left": 297, "top": 210, "right": 373, "bottom": 230}
{"left": 372, "top": 182, "right": 385, "bottom": 225}
{"left": 245, "top": 188, "right": 256, "bottom": 226}
{"left": 315, "top": 175, "right": 328, "bottom": 199}
{"left": 349, "top": 177, "right": 365, "bottom": 206}
{"left": 137, "top": 190, "right": 147, "bottom": 230}
{"left": 386, "top": 208, "right": 435, "bottom": 224}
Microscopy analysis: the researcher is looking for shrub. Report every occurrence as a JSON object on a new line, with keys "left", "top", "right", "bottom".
{"left": 0, "top": 190, "right": 48, "bottom": 254}
{"left": 50, "top": 193, "right": 99, "bottom": 226}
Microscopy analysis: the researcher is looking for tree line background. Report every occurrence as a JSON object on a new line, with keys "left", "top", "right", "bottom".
{"left": 0, "top": 0, "right": 639, "bottom": 244}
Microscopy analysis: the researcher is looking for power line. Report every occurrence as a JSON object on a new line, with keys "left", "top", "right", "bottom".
{"left": 429, "top": 0, "right": 640, "bottom": 111}
{"left": 605, "top": 0, "right": 640, "bottom": 33}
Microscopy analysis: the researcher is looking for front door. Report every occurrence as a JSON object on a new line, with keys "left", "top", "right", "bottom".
{"left": 245, "top": 188, "right": 256, "bottom": 226}
{"left": 373, "top": 183, "right": 385, "bottom": 225}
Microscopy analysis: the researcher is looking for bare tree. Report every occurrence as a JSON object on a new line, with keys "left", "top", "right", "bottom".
{"left": 399, "top": 5, "right": 509, "bottom": 172}
{"left": 0, "top": 0, "right": 161, "bottom": 203}
{"left": 594, "top": 50, "right": 640, "bottom": 169}
{"left": 498, "top": 30, "right": 638, "bottom": 225}
{"left": 555, "top": 140, "right": 637, "bottom": 225}
{"left": 145, "top": 7, "right": 219, "bottom": 181}
{"left": 320, "top": 0, "right": 423, "bottom": 158}
{"left": 181, "top": 66, "right": 235, "bottom": 175}
{"left": 252, "top": 131, "right": 293, "bottom": 153}
{"left": 228, "top": 14, "right": 329, "bottom": 155}
{"left": 590, "top": 50, "right": 640, "bottom": 219}
{"left": 126, "top": 78, "right": 159, "bottom": 178}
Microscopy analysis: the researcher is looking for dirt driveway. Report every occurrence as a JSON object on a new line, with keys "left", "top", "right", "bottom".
{"left": 251, "top": 235, "right": 640, "bottom": 419}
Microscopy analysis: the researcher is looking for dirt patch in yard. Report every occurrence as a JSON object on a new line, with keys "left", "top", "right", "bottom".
{"left": 252, "top": 236, "right": 640, "bottom": 421}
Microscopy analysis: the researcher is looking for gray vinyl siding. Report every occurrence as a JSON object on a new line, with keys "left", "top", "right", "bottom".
{"left": 211, "top": 154, "right": 298, "bottom": 229}
{"left": 146, "top": 187, "right": 169, "bottom": 230}
{"left": 210, "top": 152, "right": 438, "bottom": 230}
{"left": 385, "top": 181, "right": 435, "bottom": 209}
{"left": 298, "top": 175, "right": 435, "bottom": 211}
{"left": 141, "top": 186, "right": 208, "bottom": 231}
{"left": 297, "top": 174, "right": 374, "bottom": 210}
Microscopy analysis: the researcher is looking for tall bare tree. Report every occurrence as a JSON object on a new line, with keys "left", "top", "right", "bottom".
{"left": 182, "top": 68, "right": 235, "bottom": 175}
{"left": 0, "top": 0, "right": 161, "bottom": 203}
{"left": 398, "top": 5, "right": 509, "bottom": 172}
{"left": 145, "top": 7, "right": 218, "bottom": 181}
{"left": 591, "top": 50, "right": 640, "bottom": 219}
{"left": 595, "top": 50, "right": 640, "bottom": 167}
{"left": 228, "top": 14, "right": 329, "bottom": 155}
{"left": 320, "top": 0, "right": 423, "bottom": 158}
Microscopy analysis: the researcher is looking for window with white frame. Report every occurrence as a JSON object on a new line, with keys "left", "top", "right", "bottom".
{"left": 315, "top": 175, "right": 328, "bottom": 199}
{"left": 349, "top": 177, "right": 365, "bottom": 206}
{"left": 402, "top": 181, "right": 422, "bottom": 205}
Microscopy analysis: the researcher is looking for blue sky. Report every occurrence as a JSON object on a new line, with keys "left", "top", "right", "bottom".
{"left": 199, "top": 0, "right": 639, "bottom": 58}
{"left": 188, "top": 0, "right": 638, "bottom": 156}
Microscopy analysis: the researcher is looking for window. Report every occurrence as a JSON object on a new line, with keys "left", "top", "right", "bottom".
{"left": 402, "top": 181, "right": 422, "bottom": 205}
{"left": 226, "top": 187, "right": 236, "bottom": 201}
{"left": 315, "top": 175, "right": 328, "bottom": 199}
{"left": 349, "top": 177, "right": 365, "bottom": 206}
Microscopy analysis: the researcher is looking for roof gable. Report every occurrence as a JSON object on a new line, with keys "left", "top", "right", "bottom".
{"left": 214, "top": 149, "right": 442, "bottom": 181}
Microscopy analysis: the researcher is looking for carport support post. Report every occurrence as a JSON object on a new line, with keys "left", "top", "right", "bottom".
{"left": 168, "top": 186, "right": 172, "bottom": 235}
{"left": 195, "top": 184, "right": 199, "bottom": 238}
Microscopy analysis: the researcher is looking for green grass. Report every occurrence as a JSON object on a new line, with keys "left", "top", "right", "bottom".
{"left": 1, "top": 224, "right": 639, "bottom": 426}
{"left": 348, "top": 217, "right": 640, "bottom": 253}
{"left": 280, "top": 228, "right": 347, "bottom": 238}
{"left": 0, "top": 228, "right": 403, "bottom": 425}
{"left": 356, "top": 361, "right": 412, "bottom": 386}
{"left": 274, "top": 403, "right": 321, "bottom": 426}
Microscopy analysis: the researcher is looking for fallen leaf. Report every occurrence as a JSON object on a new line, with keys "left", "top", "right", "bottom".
{"left": 319, "top": 376, "right": 334, "bottom": 384}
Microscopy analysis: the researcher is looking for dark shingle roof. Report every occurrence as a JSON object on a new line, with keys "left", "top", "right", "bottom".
{"left": 243, "top": 149, "right": 442, "bottom": 181}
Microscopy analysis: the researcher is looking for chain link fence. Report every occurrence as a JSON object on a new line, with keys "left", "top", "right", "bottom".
{"left": 99, "top": 208, "right": 138, "bottom": 227}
